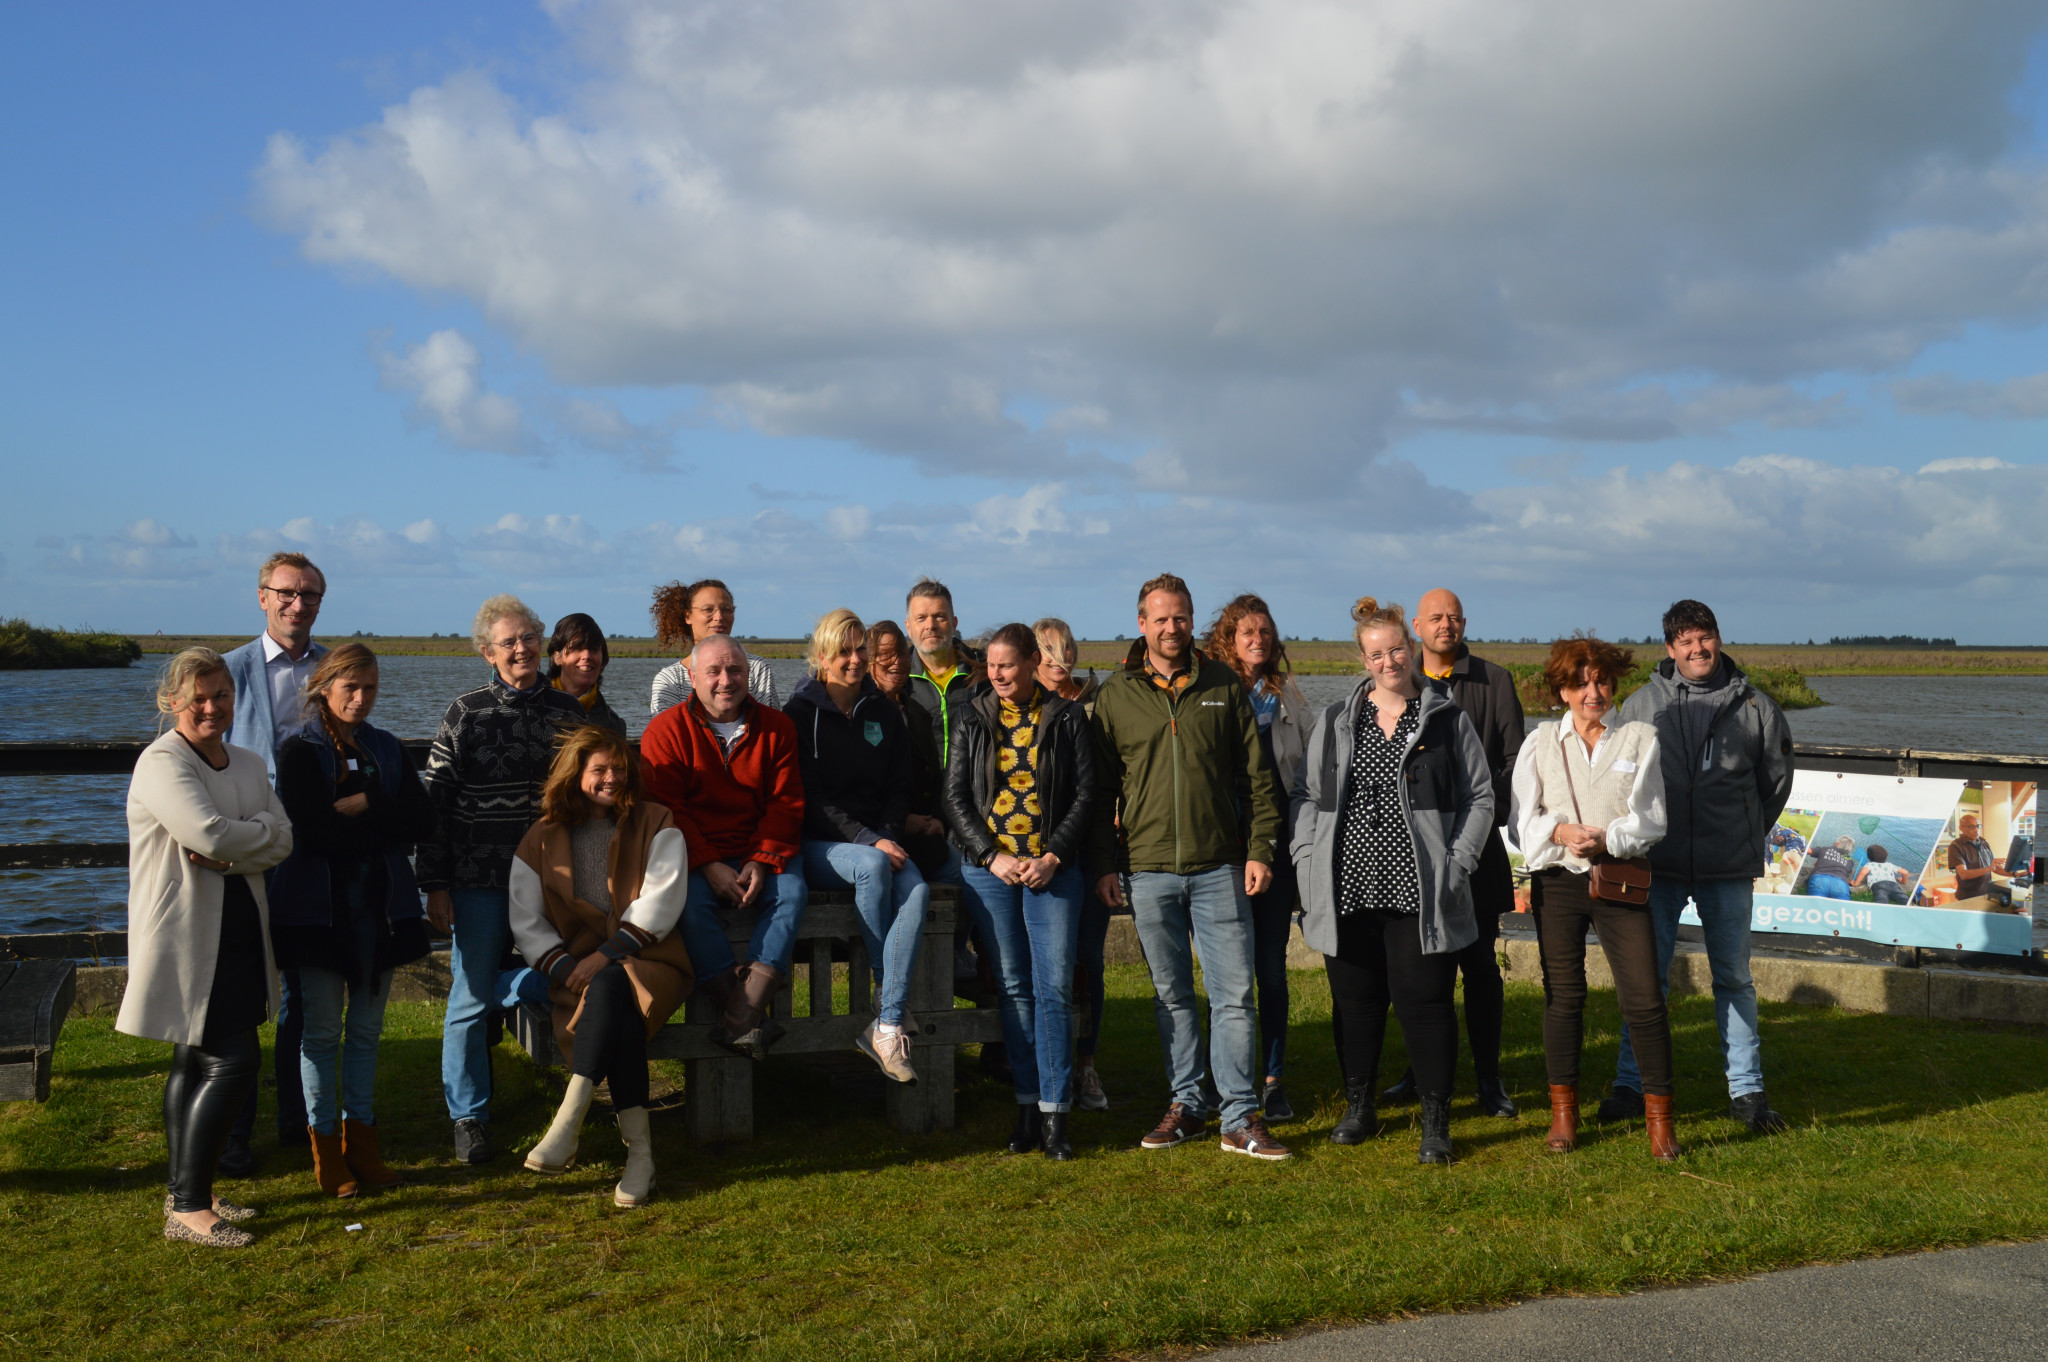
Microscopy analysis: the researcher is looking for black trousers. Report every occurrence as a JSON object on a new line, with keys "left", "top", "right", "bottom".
{"left": 1323, "top": 909, "right": 1459, "bottom": 1097}
{"left": 165, "top": 1029, "right": 260, "bottom": 1213}
{"left": 1532, "top": 870, "right": 1673, "bottom": 1095}
{"left": 573, "top": 963, "right": 650, "bottom": 1112}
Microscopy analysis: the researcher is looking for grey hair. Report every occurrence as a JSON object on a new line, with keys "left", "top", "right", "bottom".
{"left": 471, "top": 593, "right": 543, "bottom": 654}
{"left": 155, "top": 647, "right": 230, "bottom": 719}
{"left": 688, "top": 633, "right": 747, "bottom": 670}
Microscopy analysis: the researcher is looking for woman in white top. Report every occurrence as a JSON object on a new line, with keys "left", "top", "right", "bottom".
{"left": 648, "top": 578, "right": 780, "bottom": 713}
{"left": 1510, "top": 635, "right": 1676, "bottom": 1162}
{"left": 119, "top": 648, "right": 293, "bottom": 1248}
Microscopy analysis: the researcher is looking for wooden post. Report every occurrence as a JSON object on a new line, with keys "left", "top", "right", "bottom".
{"left": 683, "top": 975, "right": 752, "bottom": 1143}
{"left": 887, "top": 891, "right": 959, "bottom": 1136}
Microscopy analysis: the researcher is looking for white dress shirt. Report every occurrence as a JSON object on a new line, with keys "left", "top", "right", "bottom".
{"left": 261, "top": 632, "right": 321, "bottom": 748}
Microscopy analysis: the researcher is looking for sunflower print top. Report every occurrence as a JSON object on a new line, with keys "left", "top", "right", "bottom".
{"left": 987, "top": 693, "right": 1046, "bottom": 857}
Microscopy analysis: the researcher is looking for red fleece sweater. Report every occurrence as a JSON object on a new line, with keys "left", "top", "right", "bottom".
{"left": 640, "top": 697, "right": 805, "bottom": 871}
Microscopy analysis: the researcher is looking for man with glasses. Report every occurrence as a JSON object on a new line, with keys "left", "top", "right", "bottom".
{"left": 217, "top": 551, "right": 330, "bottom": 1172}
{"left": 418, "top": 594, "right": 585, "bottom": 1164}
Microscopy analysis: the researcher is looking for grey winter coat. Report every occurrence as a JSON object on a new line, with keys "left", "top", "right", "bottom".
{"left": 1617, "top": 657, "right": 1795, "bottom": 882}
{"left": 1290, "top": 678, "right": 1494, "bottom": 957}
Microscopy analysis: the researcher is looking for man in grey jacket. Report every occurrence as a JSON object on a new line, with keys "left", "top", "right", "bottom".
{"left": 1605, "top": 600, "right": 1795, "bottom": 1134}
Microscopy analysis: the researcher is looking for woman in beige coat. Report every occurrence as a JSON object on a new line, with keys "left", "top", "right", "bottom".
{"left": 119, "top": 648, "right": 293, "bottom": 1248}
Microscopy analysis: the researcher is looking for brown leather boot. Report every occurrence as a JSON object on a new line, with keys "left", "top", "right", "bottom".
{"left": 1645, "top": 1093, "right": 1681, "bottom": 1163}
{"left": 1546, "top": 1085, "right": 1579, "bottom": 1152}
{"left": 699, "top": 967, "right": 753, "bottom": 1056}
{"left": 342, "top": 1119, "right": 402, "bottom": 1189}
{"left": 308, "top": 1127, "right": 358, "bottom": 1198}
{"left": 729, "top": 961, "right": 787, "bottom": 1060}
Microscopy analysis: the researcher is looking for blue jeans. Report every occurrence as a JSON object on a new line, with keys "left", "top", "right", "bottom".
{"left": 1249, "top": 877, "right": 1294, "bottom": 1081}
{"left": 298, "top": 913, "right": 392, "bottom": 1134}
{"left": 1075, "top": 889, "right": 1112, "bottom": 1062}
{"left": 1127, "top": 866, "right": 1260, "bottom": 1133}
{"left": 1806, "top": 873, "right": 1852, "bottom": 900}
{"left": 962, "top": 862, "right": 1083, "bottom": 1110}
{"left": 679, "top": 859, "right": 810, "bottom": 981}
{"left": 442, "top": 887, "right": 510, "bottom": 1123}
{"left": 1614, "top": 877, "right": 1765, "bottom": 1100}
{"left": 230, "top": 966, "right": 302, "bottom": 1144}
{"left": 803, "top": 842, "right": 928, "bottom": 1025}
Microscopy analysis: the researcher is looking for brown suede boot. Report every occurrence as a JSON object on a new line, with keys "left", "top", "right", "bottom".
{"left": 1645, "top": 1094, "right": 1681, "bottom": 1163}
{"left": 699, "top": 967, "right": 753, "bottom": 1056}
{"left": 342, "top": 1119, "right": 402, "bottom": 1189}
{"left": 308, "top": 1128, "right": 359, "bottom": 1198}
{"left": 1546, "top": 1085, "right": 1579, "bottom": 1152}
{"left": 728, "top": 961, "right": 786, "bottom": 1060}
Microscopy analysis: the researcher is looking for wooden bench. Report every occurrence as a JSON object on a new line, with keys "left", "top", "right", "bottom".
{"left": 0, "top": 960, "right": 76, "bottom": 1102}
{"left": 511, "top": 886, "right": 1003, "bottom": 1142}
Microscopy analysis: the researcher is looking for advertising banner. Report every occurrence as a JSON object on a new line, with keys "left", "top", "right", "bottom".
{"left": 1725, "top": 770, "right": 2037, "bottom": 955}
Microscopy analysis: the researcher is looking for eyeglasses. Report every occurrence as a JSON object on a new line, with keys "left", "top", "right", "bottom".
{"left": 1362, "top": 645, "right": 1411, "bottom": 666}
{"left": 490, "top": 632, "right": 541, "bottom": 651}
{"left": 263, "top": 587, "right": 324, "bottom": 605}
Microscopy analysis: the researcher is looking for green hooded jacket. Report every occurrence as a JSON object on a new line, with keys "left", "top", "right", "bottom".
{"left": 1089, "top": 642, "right": 1284, "bottom": 877}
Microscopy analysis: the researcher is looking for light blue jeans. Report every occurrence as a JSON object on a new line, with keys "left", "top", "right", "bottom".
{"left": 1127, "top": 866, "right": 1260, "bottom": 1133}
{"left": 1614, "top": 877, "right": 1765, "bottom": 1100}
{"left": 803, "top": 841, "right": 929, "bottom": 1026}
{"left": 961, "top": 862, "right": 1083, "bottom": 1111}
{"left": 1806, "top": 873, "right": 1852, "bottom": 900}
{"left": 442, "top": 887, "right": 510, "bottom": 1124}
{"left": 297, "top": 911, "right": 392, "bottom": 1135}
{"left": 679, "top": 858, "right": 810, "bottom": 980}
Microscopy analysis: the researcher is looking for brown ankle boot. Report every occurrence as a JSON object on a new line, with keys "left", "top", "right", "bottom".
{"left": 729, "top": 961, "right": 786, "bottom": 1060}
{"left": 1546, "top": 1085, "right": 1579, "bottom": 1152}
{"left": 699, "top": 968, "right": 752, "bottom": 1055}
{"left": 342, "top": 1119, "right": 402, "bottom": 1189}
{"left": 308, "top": 1127, "right": 359, "bottom": 1198}
{"left": 1645, "top": 1094, "right": 1681, "bottom": 1163}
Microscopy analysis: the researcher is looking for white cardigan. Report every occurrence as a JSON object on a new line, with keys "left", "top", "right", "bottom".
{"left": 117, "top": 731, "right": 293, "bottom": 1046}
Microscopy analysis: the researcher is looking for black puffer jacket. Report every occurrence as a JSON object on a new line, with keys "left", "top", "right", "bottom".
{"left": 941, "top": 683, "right": 1101, "bottom": 870}
{"left": 784, "top": 675, "right": 916, "bottom": 845}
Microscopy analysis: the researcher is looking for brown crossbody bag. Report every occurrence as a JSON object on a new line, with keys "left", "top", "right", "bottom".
{"left": 1557, "top": 732, "right": 1654, "bottom": 906}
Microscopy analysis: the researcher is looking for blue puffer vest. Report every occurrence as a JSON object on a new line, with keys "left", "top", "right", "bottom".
{"left": 267, "top": 720, "right": 425, "bottom": 928}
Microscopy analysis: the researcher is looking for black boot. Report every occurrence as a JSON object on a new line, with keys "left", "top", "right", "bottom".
{"left": 1329, "top": 1082, "right": 1378, "bottom": 1145}
{"left": 1418, "top": 1092, "right": 1455, "bottom": 1165}
{"left": 216, "top": 1131, "right": 256, "bottom": 1178}
{"left": 1041, "top": 1111, "right": 1073, "bottom": 1161}
{"left": 1476, "top": 1075, "right": 1518, "bottom": 1118}
{"left": 1597, "top": 1085, "right": 1646, "bottom": 1122}
{"left": 1382, "top": 1067, "right": 1418, "bottom": 1102}
{"left": 1006, "top": 1105, "right": 1042, "bottom": 1154}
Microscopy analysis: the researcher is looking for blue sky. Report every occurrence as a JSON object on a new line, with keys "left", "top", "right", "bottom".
{"left": 6, "top": 0, "right": 2048, "bottom": 645}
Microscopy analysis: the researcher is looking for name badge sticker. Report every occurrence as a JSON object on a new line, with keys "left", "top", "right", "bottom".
{"left": 346, "top": 758, "right": 359, "bottom": 772}
{"left": 1613, "top": 759, "right": 1637, "bottom": 773}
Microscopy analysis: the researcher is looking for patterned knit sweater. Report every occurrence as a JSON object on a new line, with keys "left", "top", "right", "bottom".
{"left": 416, "top": 674, "right": 586, "bottom": 892}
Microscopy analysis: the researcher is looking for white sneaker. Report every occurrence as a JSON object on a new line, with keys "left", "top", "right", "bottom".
{"left": 857, "top": 1018, "right": 919, "bottom": 1085}
{"left": 1076, "top": 1064, "right": 1109, "bottom": 1112}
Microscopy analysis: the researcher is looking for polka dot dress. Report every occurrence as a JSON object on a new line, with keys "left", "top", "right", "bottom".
{"left": 987, "top": 694, "right": 1046, "bottom": 857}
{"left": 1337, "top": 694, "right": 1423, "bottom": 916}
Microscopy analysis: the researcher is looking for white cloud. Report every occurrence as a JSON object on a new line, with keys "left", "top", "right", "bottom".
{"left": 258, "top": 0, "right": 2048, "bottom": 492}
{"left": 1916, "top": 456, "right": 2018, "bottom": 473}
{"left": 376, "top": 329, "right": 531, "bottom": 453}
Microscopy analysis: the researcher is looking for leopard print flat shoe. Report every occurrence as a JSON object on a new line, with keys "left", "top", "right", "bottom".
{"left": 163, "top": 1215, "right": 255, "bottom": 1248}
{"left": 164, "top": 1193, "right": 257, "bottom": 1223}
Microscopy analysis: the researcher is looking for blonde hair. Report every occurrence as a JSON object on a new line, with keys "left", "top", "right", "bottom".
{"left": 1032, "top": 617, "right": 1077, "bottom": 665}
{"left": 807, "top": 608, "right": 866, "bottom": 675}
{"left": 155, "top": 647, "right": 229, "bottom": 719}
{"left": 472, "top": 593, "right": 543, "bottom": 654}
{"left": 1351, "top": 596, "right": 1413, "bottom": 651}
{"left": 258, "top": 550, "right": 324, "bottom": 591}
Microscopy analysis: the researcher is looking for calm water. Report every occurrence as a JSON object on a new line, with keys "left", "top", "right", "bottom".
{"left": 4, "top": 659, "right": 2045, "bottom": 935}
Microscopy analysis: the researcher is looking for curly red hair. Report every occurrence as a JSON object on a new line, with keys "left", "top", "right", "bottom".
{"left": 1542, "top": 634, "right": 1635, "bottom": 700}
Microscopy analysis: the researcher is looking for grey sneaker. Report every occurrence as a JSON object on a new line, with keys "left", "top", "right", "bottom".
{"left": 1075, "top": 1064, "right": 1110, "bottom": 1112}
{"left": 452, "top": 1118, "right": 495, "bottom": 1165}
{"left": 856, "top": 1018, "right": 919, "bottom": 1084}
{"left": 1262, "top": 1079, "right": 1296, "bottom": 1123}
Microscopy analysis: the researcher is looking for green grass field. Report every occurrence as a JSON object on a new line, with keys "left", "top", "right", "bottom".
{"left": 5, "top": 966, "right": 2045, "bottom": 1360}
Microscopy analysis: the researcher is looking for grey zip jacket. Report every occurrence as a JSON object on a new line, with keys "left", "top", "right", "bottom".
{"left": 1618, "top": 657, "right": 1795, "bottom": 882}
{"left": 1290, "top": 677, "right": 1494, "bottom": 957}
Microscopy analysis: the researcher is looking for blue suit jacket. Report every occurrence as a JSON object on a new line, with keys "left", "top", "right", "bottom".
{"left": 224, "top": 635, "right": 328, "bottom": 783}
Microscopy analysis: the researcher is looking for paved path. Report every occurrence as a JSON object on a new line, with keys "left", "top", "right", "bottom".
{"left": 1206, "top": 1240, "right": 2048, "bottom": 1361}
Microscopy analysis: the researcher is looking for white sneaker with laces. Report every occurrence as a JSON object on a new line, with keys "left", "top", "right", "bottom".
{"left": 858, "top": 1018, "right": 920, "bottom": 1084}
{"left": 1076, "top": 1064, "right": 1109, "bottom": 1112}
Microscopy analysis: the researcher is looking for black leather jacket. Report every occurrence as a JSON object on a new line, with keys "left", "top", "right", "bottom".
{"left": 941, "top": 684, "right": 1100, "bottom": 871}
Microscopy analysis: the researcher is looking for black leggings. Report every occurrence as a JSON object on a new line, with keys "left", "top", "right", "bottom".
{"left": 573, "top": 963, "right": 649, "bottom": 1112}
{"left": 1323, "top": 910, "right": 1460, "bottom": 1096}
{"left": 165, "top": 1029, "right": 259, "bottom": 1213}
{"left": 1533, "top": 870, "right": 1673, "bottom": 1095}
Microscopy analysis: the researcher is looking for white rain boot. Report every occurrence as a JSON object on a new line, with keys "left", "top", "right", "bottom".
{"left": 614, "top": 1106, "right": 656, "bottom": 1207}
{"left": 525, "top": 1074, "right": 596, "bottom": 1173}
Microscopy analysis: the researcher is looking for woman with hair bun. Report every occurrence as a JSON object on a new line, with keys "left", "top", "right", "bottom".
{"left": 1289, "top": 598, "right": 1494, "bottom": 1165}
{"left": 648, "top": 579, "right": 780, "bottom": 714}
{"left": 942, "top": 622, "right": 1100, "bottom": 1159}
{"left": 1509, "top": 635, "right": 1676, "bottom": 1161}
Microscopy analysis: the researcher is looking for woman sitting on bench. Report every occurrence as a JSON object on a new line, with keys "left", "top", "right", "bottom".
{"left": 511, "top": 725, "right": 693, "bottom": 1207}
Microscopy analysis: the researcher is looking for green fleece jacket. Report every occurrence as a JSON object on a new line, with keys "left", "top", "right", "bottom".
{"left": 1089, "top": 644, "right": 1285, "bottom": 876}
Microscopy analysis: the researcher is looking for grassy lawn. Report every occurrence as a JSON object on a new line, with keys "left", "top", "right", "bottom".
{"left": 4, "top": 966, "right": 2045, "bottom": 1361}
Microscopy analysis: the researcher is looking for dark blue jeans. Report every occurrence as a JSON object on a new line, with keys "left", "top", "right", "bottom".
{"left": 230, "top": 968, "right": 303, "bottom": 1143}
{"left": 1249, "top": 866, "right": 1295, "bottom": 1082}
{"left": 1075, "top": 889, "right": 1112, "bottom": 1062}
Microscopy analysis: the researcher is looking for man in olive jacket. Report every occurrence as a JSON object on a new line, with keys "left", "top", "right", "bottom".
{"left": 1091, "top": 574, "right": 1289, "bottom": 1160}
{"left": 1606, "top": 599, "right": 1795, "bottom": 1134}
